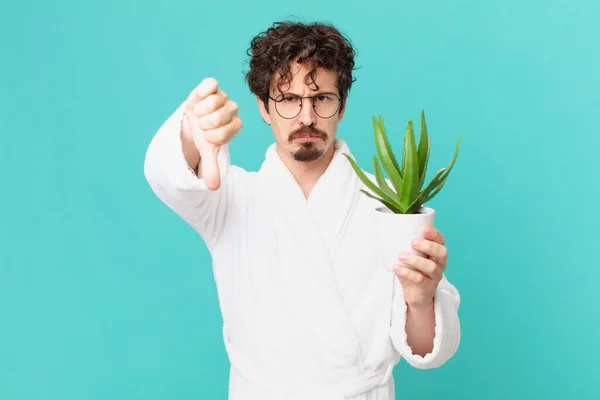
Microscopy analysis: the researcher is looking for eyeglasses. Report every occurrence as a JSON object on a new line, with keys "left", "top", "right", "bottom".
{"left": 268, "top": 92, "right": 342, "bottom": 119}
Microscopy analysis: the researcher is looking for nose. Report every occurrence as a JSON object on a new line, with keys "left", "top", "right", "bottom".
{"left": 298, "top": 98, "right": 318, "bottom": 126}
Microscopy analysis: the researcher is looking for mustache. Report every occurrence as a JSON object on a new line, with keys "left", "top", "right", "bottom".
{"left": 288, "top": 126, "right": 328, "bottom": 141}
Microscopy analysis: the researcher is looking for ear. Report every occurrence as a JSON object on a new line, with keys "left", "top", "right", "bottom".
{"left": 338, "top": 97, "right": 347, "bottom": 122}
{"left": 256, "top": 95, "right": 272, "bottom": 125}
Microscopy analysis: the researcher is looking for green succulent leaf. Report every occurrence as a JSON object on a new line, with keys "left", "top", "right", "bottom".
{"left": 405, "top": 166, "right": 447, "bottom": 214}
{"left": 405, "top": 136, "right": 462, "bottom": 213}
{"left": 373, "top": 115, "right": 403, "bottom": 193}
{"left": 422, "top": 137, "right": 462, "bottom": 204}
{"left": 423, "top": 173, "right": 450, "bottom": 205}
{"left": 401, "top": 136, "right": 406, "bottom": 180}
{"left": 399, "top": 120, "right": 420, "bottom": 209}
{"left": 372, "top": 155, "right": 396, "bottom": 199}
{"left": 343, "top": 153, "right": 403, "bottom": 210}
{"left": 343, "top": 111, "right": 461, "bottom": 215}
{"left": 360, "top": 189, "right": 404, "bottom": 213}
{"left": 417, "top": 110, "right": 430, "bottom": 188}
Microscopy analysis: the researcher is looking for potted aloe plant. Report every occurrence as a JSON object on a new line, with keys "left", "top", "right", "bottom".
{"left": 343, "top": 111, "right": 461, "bottom": 271}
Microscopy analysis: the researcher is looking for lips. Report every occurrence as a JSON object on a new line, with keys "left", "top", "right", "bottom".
{"left": 289, "top": 128, "right": 326, "bottom": 142}
{"left": 292, "top": 133, "right": 324, "bottom": 139}
{"left": 294, "top": 136, "right": 319, "bottom": 142}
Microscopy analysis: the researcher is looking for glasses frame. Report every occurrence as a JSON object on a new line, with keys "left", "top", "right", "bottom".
{"left": 268, "top": 92, "right": 342, "bottom": 119}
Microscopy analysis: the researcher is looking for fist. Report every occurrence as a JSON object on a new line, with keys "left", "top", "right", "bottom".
{"left": 182, "top": 77, "right": 242, "bottom": 190}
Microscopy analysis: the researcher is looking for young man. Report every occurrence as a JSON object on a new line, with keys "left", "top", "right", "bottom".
{"left": 144, "top": 21, "right": 460, "bottom": 400}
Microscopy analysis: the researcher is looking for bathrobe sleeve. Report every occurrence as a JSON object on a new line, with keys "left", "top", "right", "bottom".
{"left": 389, "top": 273, "right": 461, "bottom": 369}
{"left": 143, "top": 101, "right": 232, "bottom": 249}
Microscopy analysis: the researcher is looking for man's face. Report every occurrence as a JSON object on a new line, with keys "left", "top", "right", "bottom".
{"left": 257, "top": 62, "right": 346, "bottom": 163}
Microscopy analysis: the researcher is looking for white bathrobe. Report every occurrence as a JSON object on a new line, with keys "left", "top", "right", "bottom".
{"left": 144, "top": 103, "right": 461, "bottom": 400}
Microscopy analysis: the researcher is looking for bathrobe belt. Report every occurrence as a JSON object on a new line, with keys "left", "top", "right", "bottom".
{"left": 223, "top": 326, "right": 394, "bottom": 400}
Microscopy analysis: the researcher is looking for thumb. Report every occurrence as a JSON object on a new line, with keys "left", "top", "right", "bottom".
{"left": 185, "top": 111, "right": 221, "bottom": 190}
{"left": 198, "top": 140, "right": 221, "bottom": 191}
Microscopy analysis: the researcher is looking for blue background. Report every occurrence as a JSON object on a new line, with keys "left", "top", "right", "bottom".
{"left": 1, "top": 0, "right": 599, "bottom": 399}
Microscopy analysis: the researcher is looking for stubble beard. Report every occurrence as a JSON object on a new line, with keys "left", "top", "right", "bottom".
{"left": 292, "top": 142, "right": 325, "bottom": 162}
{"left": 289, "top": 126, "right": 328, "bottom": 162}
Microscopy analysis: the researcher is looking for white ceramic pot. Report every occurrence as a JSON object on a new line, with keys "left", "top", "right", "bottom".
{"left": 373, "top": 206, "right": 435, "bottom": 271}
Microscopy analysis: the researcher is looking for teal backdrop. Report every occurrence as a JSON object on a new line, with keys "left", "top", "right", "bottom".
{"left": 1, "top": 0, "right": 599, "bottom": 399}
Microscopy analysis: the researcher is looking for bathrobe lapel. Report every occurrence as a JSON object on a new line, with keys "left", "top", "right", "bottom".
{"left": 256, "top": 139, "right": 364, "bottom": 366}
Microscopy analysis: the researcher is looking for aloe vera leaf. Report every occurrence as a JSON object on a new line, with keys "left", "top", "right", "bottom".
{"left": 360, "top": 189, "right": 405, "bottom": 214}
{"left": 422, "top": 172, "right": 450, "bottom": 204}
{"left": 417, "top": 111, "right": 430, "bottom": 189}
{"left": 421, "top": 137, "right": 461, "bottom": 203}
{"left": 373, "top": 155, "right": 396, "bottom": 199}
{"left": 419, "top": 137, "right": 431, "bottom": 189}
{"left": 378, "top": 115, "right": 404, "bottom": 180}
{"left": 405, "top": 136, "right": 462, "bottom": 213}
{"left": 399, "top": 120, "right": 420, "bottom": 209}
{"left": 373, "top": 115, "right": 403, "bottom": 193}
{"left": 401, "top": 132, "right": 406, "bottom": 180}
{"left": 343, "top": 153, "right": 403, "bottom": 209}
{"left": 405, "top": 167, "right": 447, "bottom": 214}
{"left": 377, "top": 115, "right": 403, "bottom": 179}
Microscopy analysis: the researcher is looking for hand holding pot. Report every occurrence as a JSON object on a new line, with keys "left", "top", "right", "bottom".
{"left": 394, "top": 225, "right": 448, "bottom": 310}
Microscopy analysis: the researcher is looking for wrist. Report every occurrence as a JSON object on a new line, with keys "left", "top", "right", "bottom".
{"left": 406, "top": 298, "right": 434, "bottom": 314}
{"left": 181, "top": 125, "right": 200, "bottom": 173}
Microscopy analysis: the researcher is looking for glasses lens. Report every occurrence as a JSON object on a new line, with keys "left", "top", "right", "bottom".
{"left": 275, "top": 94, "right": 302, "bottom": 118}
{"left": 273, "top": 93, "right": 341, "bottom": 119}
{"left": 313, "top": 94, "right": 340, "bottom": 118}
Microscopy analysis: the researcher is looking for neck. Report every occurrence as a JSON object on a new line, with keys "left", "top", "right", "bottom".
{"left": 278, "top": 142, "right": 336, "bottom": 199}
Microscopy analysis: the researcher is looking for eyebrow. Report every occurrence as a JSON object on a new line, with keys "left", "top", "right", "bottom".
{"left": 276, "top": 90, "right": 338, "bottom": 96}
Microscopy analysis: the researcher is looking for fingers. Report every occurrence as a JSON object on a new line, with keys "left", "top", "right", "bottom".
{"left": 423, "top": 225, "right": 445, "bottom": 245}
{"left": 411, "top": 237, "right": 448, "bottom": 262}
{"left": 203, "top": 114, "right": 243, "bottom": 146}
{"left": 184, "top": 77, "right": 241, "bottom": 145}
{"left": 186, "top": 77, "right": 219, "bottom": 111}
{"left": 197, "top": 99, "right": 238, "bottom": 131}
{"left": 397, "top": 252, "right": 442, "bottom": 280}
{"left": 185, "top": 111, "right": 221, "bottom": 190}
{"left": 393, "top": 265, "right": 427, "bottom": 285}
{"left": 193, "top": 93, "right": 228, "bottom": 119}
{"left": 181, "top": 77, "right": 243, "bottom": 191}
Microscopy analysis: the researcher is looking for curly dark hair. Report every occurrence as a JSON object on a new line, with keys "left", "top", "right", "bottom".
{"left": 244, "top": 21, "right": 357, "bottom": 114}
